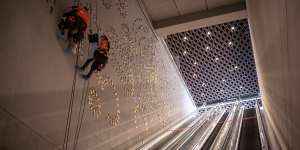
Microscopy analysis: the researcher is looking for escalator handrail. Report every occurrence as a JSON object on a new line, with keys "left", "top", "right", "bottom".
{"left": 209, "top": 104, "right": 238, "bottom": 150}
{"left": 175, "top": 109, "right": 217, "bottom": 150}
{"left": 255, "top": 103, "right": 269, "bottom": 150}
{"left": 225, "top": 106, "right": 244, "bottom": 150}
{"left": 160, "top": 109, "right": 210, "bottom": 150}
{"left": 188, "top": 109, "right": 226, "bottom": 150}
{"left": 131, "top": 111, "right": 198, "bottom": 150}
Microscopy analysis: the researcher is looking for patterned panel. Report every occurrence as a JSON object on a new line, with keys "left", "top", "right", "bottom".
{"left": 165, "top": 19, "right": 259, "bottom": 106}
{"left": 199, "top": 98, "right": 261, "bottom": 114}
{"left": 78, "top": 0, "right": 197, "bottom": 147}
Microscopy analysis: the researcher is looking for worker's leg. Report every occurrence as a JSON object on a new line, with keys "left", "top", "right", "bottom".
{"left": 64, "top": 40, "right": 75, "bottom": 52}
{"left": 77, "top": 58, "right": 94, "bottom": 70}
{"left": 82, "top": 62, "right": 97, "bottom": 80}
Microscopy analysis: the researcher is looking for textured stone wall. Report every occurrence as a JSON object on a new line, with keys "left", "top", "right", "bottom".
{"left": 0, "top": 0, "right": 196, "bottom": 149}
{"left": 247, "top": 0, "right": 300, "bottom": 149}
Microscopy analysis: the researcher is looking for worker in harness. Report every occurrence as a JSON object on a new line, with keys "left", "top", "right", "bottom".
{"left": 76, "top": 34, "right": 110, "bottom": 80}
{"left": 58, "top": 5, "right": 90, "bottom": 43}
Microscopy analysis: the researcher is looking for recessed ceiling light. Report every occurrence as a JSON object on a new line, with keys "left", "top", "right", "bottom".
{"left": 222, "top": 79, "right": 226, "bottom": 82}
{"left": 207, "top": 31, "right": 211, "bottom": 36}
{"left": 234, "top": 65, "right": 238, "bottom": 69}
{"left": 215, "top": 57, "right": 219, "bottom": 61}
{"left": 193, "top": 73, "right": 197, "bottom": 78}
{"left": 183, "top": 51, "right": 187, "bottom": 55}
{"left": 183, "top": 36, "right": 188, "bottom": 41}
{"left": 206, "top": 46, "right": 210, "bottom": 50}
{"left": 234, "top": 65, "right": 239, "bottom": 70}
{"left": 194, "top": 61, "right": 198, "bottom": 65}
{"left": 228, "top": 41, "right": 233, "bottom": 46}
{"left": 231, "top": 26, "right": 236, "bottom": 31}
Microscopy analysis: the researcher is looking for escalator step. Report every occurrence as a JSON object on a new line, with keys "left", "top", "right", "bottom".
{"left": 238, "top": 109, "right": 261, "bottom": 150}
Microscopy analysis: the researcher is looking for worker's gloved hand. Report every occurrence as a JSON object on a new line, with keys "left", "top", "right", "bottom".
{"left": 97, "top": 64, "right": 104, "bottom": 70}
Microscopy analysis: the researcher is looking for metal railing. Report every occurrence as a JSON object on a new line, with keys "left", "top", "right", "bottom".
{"left": 160, "top": 109, "right": 214, "bottom": 150}
{"left": 255, "top": 103, "right": 269, "bottom": 150}
{"left": 225, "top": 106, "right": 244, "bottom": 150}
{"left": 130, "top": 111, "right": 198, "bottom": 150}
{"left": 206, "top": 103, "right": 248, "bottom": 150}
{"left": 132, "top": 101, "right": 269, "bottom": 150}
{"left": 184, "top": 109, "right": 226, "bottom": 150}
{"left": 210, "top": 104, "right": 238, "bottom": 150}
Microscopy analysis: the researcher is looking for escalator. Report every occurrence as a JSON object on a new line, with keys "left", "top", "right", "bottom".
{"left": 238, "top": 109, "right": 261, "bottom": 150}
{"left": 164, "top": 105, "right": 266, "bottom": 150}
{"left": 135, "top": 103, "right": 269, "bottom": 150}
{"left": 158, "top": 109, "right": 219, "bottom": 150}
{"left": 177, "top": 110, "right": 226, "bottom": 150}
{"left": 132, "top": 112, "right": 200, "bottom": 150}
{"left": 201, "top": 112, "right": 228, "bottom": 150}
{"left": 144, "top": 114, "right": 200, "bottom": 150}
{"left": 155, "top": 112, "right": 209, "bottom": 149}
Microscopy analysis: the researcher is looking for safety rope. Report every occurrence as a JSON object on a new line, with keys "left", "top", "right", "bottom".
{"left": 72, "top": 79, "right": 90, "bottom": 150}
{"left": 95, "top": 0, "right": 100, "bottom": 33}
{"left": 62, "top": 1, "right": 82, "bottom": 149}
{"left": 72, "top": 1, "right": 95, "bottom": 149}
{"left": 62, "top": 43, "right": 81, "bottom": 150}
{"left": 62, "top": 0, "right": 103, "bottom": 148}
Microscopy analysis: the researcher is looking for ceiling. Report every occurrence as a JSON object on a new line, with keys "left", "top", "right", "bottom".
{"left": 165, "top": 19, "right": 259, "bottom": 106}
{"left": 142, "top": 0, "right": 243, "bottom": 22}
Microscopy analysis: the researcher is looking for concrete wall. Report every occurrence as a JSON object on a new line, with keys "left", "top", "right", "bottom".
{"left": 247, "top": 0, "right": 300, "bottom": 149}
{"left": 0, "top": 0, "right": 196, "bottom": 149}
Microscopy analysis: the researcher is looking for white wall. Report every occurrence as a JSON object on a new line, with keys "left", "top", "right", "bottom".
{"left": 0, "top": 0, "right": 196, "bottom": 149}
{"left": 247, "top": 0, "right": 300, "bottom": 149}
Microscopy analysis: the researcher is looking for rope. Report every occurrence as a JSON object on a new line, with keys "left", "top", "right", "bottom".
{"left": 71, "top": 45, "right": 92, "bottom": 147}
{"left": 62, "top": 43, "right": 81, "bottom": 150}
{"left": 72, "top": 80, "right": 90, "bottom": 150}
{"left": 67, "top": 0, "right": 104, "bottom": 148}
{"left": 62, "top": 0, "right": 88, "bottom": 149}
{"left": 95, "top": 0, "right": 100, "bottom": 33}
{"left": 72, "top": 1, "right": 94, "bottom": 149}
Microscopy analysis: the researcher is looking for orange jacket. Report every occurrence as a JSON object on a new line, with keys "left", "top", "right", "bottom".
{"left": 75, "top": 7, "right": 90, "bottom": 27}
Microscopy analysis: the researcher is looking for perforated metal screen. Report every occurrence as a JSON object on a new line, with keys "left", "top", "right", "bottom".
{"left": 165, "top": 19, "right": 259, "bottom": 107}
{"left": 198, "top": 98, "right": 261, "bottom": 114}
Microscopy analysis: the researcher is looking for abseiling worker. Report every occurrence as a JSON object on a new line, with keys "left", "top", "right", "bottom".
{"left": 58, "top": 5, "right": 90, "bottom": 43}
{"left": 76, "top": 35, "right": 110, "bottom": 80}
